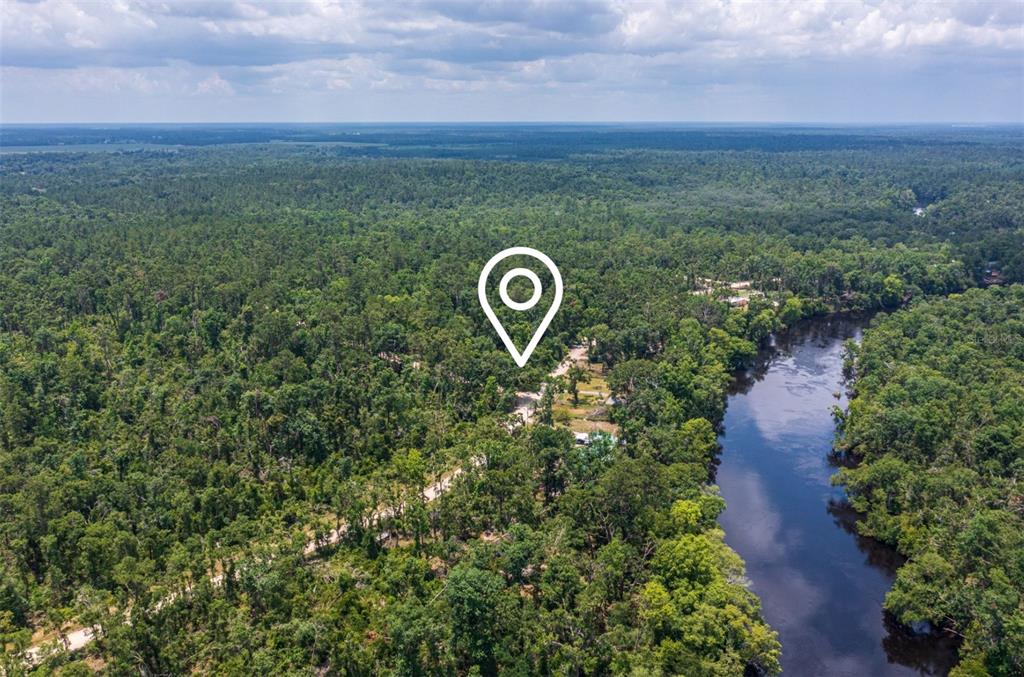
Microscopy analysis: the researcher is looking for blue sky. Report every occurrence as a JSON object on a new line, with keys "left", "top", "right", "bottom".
{"left": 2, "top": 0, "right": 1022, "bottom": 123}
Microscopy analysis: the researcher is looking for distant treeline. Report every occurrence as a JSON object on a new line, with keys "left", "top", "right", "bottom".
{"left": 4, "top": 123, "right": 1020, "bottom": 156}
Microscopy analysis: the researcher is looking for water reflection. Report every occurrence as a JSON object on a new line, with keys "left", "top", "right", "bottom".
{"left": 717, "top": 315, "right": 960, "bottom": 676}
{"left": 826, "top": 499, "right": 906, "bottom": 574}
{"left": 827, "top": 499, "right": 962, "bottom": 676}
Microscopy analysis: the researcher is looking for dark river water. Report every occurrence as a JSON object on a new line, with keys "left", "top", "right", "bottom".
{"left": 716, "top": 315, "right": 960, "bottom": 676}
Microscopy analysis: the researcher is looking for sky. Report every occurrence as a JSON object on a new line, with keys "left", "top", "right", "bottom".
{"left": 1, "top": 0, "right": 1022, "bottom": 124}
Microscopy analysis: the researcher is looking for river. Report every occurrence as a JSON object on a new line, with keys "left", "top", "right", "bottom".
{"left": 716, "top": 315, "right": 960, "bottom": 676}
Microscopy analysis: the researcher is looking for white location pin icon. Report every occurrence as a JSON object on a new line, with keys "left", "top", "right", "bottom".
{"left": 478, "top": 247, "right": 563, "bottom": 368}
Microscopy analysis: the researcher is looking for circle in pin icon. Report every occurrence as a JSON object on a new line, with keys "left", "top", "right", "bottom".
{"left": 478, "top": 247, "right": 563, "bottom": 368}
{"left": 499, "top": 268, "right": 542, "bottom": 311}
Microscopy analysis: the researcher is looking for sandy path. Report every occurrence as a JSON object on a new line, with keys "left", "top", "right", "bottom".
{"left": 25, "top": 465, "right": 471, "bottom": 664}
{"left": 512, "top": 345, "right": 588, "bottom": 425}
{"left": 25, "top": 346, "right": 586, "bottom": 665}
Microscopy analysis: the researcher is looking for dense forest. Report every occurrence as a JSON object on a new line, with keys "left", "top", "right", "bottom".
{"left": 836, "top": 286, "right": 1024, "bottom": 677}
{"left": 1, "top": 126, "right": 1022, "bottom": 675}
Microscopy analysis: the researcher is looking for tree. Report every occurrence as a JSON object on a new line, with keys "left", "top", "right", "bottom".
{"left": 446, "top": 564, "right": 513, "bottom": 674}
{"left": 567, "top": 363, "right": 588, "bottom": 406}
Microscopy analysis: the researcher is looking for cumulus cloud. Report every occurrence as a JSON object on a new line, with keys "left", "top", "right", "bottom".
{"left": 194, "top": 72, "right": 235, "bottom": 95}
{"left": 1, "top": 0, "right": 1021, "bottom": 122}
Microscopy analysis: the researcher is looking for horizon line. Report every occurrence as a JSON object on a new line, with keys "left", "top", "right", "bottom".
{"left": 3, "top": 120, "right": 1023, "bottom": 127}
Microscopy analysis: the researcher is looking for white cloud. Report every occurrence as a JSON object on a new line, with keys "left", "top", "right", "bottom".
{"left": 5, "top": 0, "right": 1020, "bottom": 67}
{"left": 615, "top": 1, "right": 1022, "bottom": 58}
{"left": 1, "top": 0, "right": 1021, "bottom": 122}
{"left": 194, "top": 72, "right": 235, "bottom": 95}
{"left": 2, "top": 65, "right": 165, "bottom": 94}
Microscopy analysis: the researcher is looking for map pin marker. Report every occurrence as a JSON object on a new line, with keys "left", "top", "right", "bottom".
{"left": 478, "top": 247, "right": 563, "bottom": 368}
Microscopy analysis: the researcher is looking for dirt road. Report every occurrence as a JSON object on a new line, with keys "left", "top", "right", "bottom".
{"left": 512, "top": 345, "right": 588, "bottom": 424}
{"left": 25, "top": 345, "right": 587, "bottom": 665}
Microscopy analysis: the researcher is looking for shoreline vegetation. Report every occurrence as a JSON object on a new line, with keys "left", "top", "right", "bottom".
{"left": 834, "top": 286, "right": 1024, "bottom": 677}
{"left": 2, "top": 125, "right": 1021, "bottom": 675}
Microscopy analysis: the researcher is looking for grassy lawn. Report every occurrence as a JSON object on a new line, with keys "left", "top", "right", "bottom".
{"left": 552, "top": 360, "right": 619, "bottom": 436}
